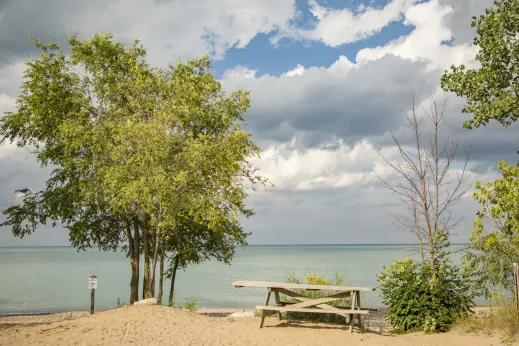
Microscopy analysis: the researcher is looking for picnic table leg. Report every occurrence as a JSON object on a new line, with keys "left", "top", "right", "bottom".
{"left": 349, "top": 291, "right": 357, "bottom": 333}
{"left": 259, "top": 288, "right": 272, "bottom": 329}
{"left": 274, "top": 290, "right": 282, "bottom": 320}
{"left": 356, "top": 291, "right": 362, "bottom": 330}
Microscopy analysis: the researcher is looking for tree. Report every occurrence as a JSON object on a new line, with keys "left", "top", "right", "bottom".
{"left": 164, "top": 214, "right": 248, "bottom": 306}
{"left": 465, "top": 161, "right": 519, "bottom": 297}
{"left": 377, "top": 96, "right": 475, "bottom": 332}
{"left": 0, "top": 33, "right": 267, "bottom": 304}
{"left": 379, "top": 96, "right": 471, "bottom": 275}
{"left": 441, "top": 0, "right": 519, "bottom": 129}
{"left": 441, "top": 0, "right": 519, "bottom": 297}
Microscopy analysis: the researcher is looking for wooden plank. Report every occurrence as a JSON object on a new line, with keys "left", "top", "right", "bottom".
{"left": 274, "top": 288, "right": 350, "bottom": 316}
{"left": 356, "top": 291, "right": 362, "bottom": 329}
{"left": 279, "top": 301, "right": 377, "bottom": 311}
{"left": 255, "top": 305, "right": 369, "bottom": 315}
{"left": 287, "top": 293, "right": 350, "bottom": 310}
{"left": 233, "top": 281, "right": 375, "bottom": 292}
{"left": 259, "top": 289, "right": 271, "bottom": 329}
{"left": 275, "top": 287, "right": 308, "bottom": 299}
{"left": 349, "top": 289, "right": 357, "bottom": 333}
{"left": 274, "top": 290, "right": 282, "bottom": 320}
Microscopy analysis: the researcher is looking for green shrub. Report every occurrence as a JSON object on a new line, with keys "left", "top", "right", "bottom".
{"left": 377, "top": 257, "right": 475, "bottom": 333}
{"left": 281, "top": 270, "right": 350, "bottom": 324}
{"left": 183, "top": 299, "right": 198, "bottom": 311}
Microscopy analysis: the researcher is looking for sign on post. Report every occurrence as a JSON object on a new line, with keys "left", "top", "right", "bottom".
{"left": 88, "top": 275, "right": 97, "bottom": 314}
{"left": 88, "top": 275, "right": 98, "bottom": 290}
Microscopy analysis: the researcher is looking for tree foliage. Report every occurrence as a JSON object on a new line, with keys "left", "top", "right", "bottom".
{"left": 0, "top": 33, "right": 266, "bottom": 303}
{"left": 465, "top": 161, "right": 519, "bottom": 297}
{"left": 441, "top": 0, "right": 519, "bottom": 297}
{"left": 441, "top": 0, "right": 519, "bottom": 129}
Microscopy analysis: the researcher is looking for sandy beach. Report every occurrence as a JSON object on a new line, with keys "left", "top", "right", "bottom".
{"left": 0, "top": 305, "right": 513, "bottom": 346}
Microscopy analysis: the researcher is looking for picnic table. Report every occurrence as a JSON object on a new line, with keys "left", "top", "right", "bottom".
{"left": 232, "top": 281, "right": 376, "bottom": 333}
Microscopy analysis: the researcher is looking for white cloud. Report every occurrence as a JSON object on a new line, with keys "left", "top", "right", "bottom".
{"left": 328, "top": 55, "right": 356, "bottom": 77}
{"left": 438, "top": 0, "right": 493, "bottom": 44}
{"left": 253, "top": 138, "right": 398, "bottom": 190}
{"left": 223, "top": 65, "right": 257, "bottom": 79}
{"left": 355, "top": 0, "right": 479, "bottom": 70}
{"left": 286, "top": 64, "right": 305, "bottom": 76}
{"left": 272, "top": 0, "right": 418, "bottom": 47}
{"left": 0, "top": 0, "right": 297, "bottom": 65}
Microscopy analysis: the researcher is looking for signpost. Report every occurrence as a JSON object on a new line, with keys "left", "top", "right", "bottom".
{"left": 88, "top": 275, "right": 97, "bottom": 314}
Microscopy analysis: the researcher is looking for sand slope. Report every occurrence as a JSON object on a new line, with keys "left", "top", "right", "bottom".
{"left": 0, "top": 305, "right": 512, "bottom": 346}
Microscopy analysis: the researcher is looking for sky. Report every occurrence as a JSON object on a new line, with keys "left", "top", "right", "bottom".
{"left": 0, "top": 0, "right": 514, "bottom": 246}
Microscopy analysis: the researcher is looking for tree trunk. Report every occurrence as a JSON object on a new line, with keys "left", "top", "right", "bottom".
{"left": 142, "top": 217, "right": 152, "bottom": 299}
{"left": 130, "top": 217, "right": 140, "bottom": 304}
{"left": 168, "top": 254, "right": 180, "bottom": 307}
{"left": 157, "top": 240, "right": 166, "bottom": 305}
{"left": 149, "top": 227, "right": 161, "bottom": 297}
{"left": 412, "top": 197, "right": 425, "bottom": 265}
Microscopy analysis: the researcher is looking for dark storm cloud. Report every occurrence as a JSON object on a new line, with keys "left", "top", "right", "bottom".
{"left": 0, "top": 0, "right": 86, "bottom": 65}
{"left": 224, "top": 55, "right": 439, "bottom": 147}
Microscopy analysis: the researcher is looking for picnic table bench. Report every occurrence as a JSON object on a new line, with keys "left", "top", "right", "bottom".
{"left": 232, "top": 281, "right": 376, "bottom": 333}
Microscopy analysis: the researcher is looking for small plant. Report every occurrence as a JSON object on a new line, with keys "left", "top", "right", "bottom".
{"left": 184, "top": 299, "right": 198, "bottom": 312}
{"left": 65, "top": 313, "right": 73, "bottom": 320}
{"left": 282, "top": 270, "right": 350, "bottom": 324}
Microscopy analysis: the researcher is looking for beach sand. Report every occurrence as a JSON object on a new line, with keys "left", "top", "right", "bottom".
{"left": 0, "top": 305, "right": 513, "bottom": 346}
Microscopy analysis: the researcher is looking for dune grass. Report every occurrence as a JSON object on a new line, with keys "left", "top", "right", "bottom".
{"left": 454, "top": 300, "right": 519, "bottom": 343}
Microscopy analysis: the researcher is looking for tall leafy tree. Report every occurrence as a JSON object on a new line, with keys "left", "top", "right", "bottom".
{"left": 467, "top": 162, "right": 519, "bottom": 296}
{"left": 0, "top": 33, "right": 267, "bottom": 303}
{"left": 441, "top": 0, "right": 519, "bottom": 297}
{"left": 441, "top": 0, "right": 519, "bottom": 129}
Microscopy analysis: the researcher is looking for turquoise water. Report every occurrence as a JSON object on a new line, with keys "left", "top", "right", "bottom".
{"left": 0, "top": 245, "right": 466, "bottom": 314}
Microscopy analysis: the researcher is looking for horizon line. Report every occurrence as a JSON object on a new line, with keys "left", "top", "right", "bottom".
{"left": 0, "top": 243, "right": 469, "bottom": 248}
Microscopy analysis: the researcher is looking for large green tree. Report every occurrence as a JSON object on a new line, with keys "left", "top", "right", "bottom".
{"left": 441, "top": 0, "right": 519, "bottom": 297}
{"left": 441, "top": 0, "right": 518, "bottom": 129}
{"left": 466, "top": 161, "right": 519, "bottom": 296}
{"left": 0, "top": 33, "right": 266, "bottom": 304}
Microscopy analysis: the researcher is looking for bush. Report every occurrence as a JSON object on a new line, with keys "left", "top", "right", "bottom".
{"left": 455, "top": 299, "right": 519, "bottom": 343}
{"left": 183, "top": 299, "right": 198, "bottom": 311}
{"left": 377, "top": 257, "right": 476, "bottom": 333}
{"left": 281, "top": 270, "right": 350, "bottom": 324}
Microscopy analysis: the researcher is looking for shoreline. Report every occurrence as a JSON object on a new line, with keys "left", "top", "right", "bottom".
{"left": 0, "top": 305, "right": 491, "bottom": 329}
{"left": 0, "top": 305, "right": 507, "bottom": 346}
{"left": 2, "top": 304, "right": 493, "bottom": 318}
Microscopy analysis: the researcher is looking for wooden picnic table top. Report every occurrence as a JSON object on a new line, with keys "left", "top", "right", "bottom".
{"left": 232, "top": 280, "right": 376, "bottom": 292}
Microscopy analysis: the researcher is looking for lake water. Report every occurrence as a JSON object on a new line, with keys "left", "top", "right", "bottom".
{"left": 0, "top": 245, "right": 469, "bottom": 315}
